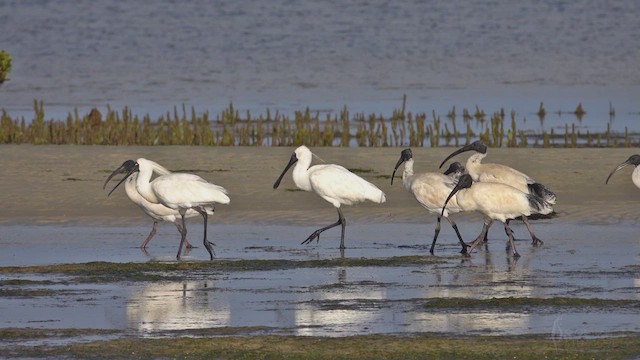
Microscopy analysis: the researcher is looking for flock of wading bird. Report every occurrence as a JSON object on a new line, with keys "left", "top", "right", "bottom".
{"left": 103, "top": 140, "right": 640, "bottom": 260}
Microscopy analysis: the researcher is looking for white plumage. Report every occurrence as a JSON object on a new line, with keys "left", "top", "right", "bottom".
{"left": 440, "top": 140, "right": 557, "bottom": 205}
{"left": 106, "top": 158, "right": 229, "bottom": 260}
{"left": 391, "top": 148, "right": 467, "bottom": 254}
{"left": 273, "top": 145, "right": 386, "bottom": 249}
{"left": 606, "top": 154, "right": 640, "bottom": 189}
{"left": 104, "top": 160, "right": 200, "bottom": 250}
{"left": 442, "top": 174, "right": 553, "bottom": 258}
{"left": 439, "top": 140, "right": 555, "bottom": 246}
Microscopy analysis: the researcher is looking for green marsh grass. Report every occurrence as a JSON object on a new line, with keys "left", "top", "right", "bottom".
{"left": 7, "top": 332, "right": 640, "bottom": 359}
{"left": 0, "top": 49, "right": 11, "bottom": 85}
{"left": 1, "top": 99, "right": 638, "bottom": 148}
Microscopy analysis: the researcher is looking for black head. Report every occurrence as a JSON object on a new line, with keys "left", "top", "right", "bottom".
{"left": 391, "top": 148, "right": 413, "bottom": 185}
{"left": 441, "top": 174, "right": 473, "bottom": 216}
{"left": 605, "top": 154, "right": 640, "bottom": 184}
{"left": 439, "top": 140, "right": 487, "bottom": 169}
{"left": 103, "top": 160, "right": 139, "bottom": 196}
{"left": 443, "top": 161, "right": 465, "bottom": 176}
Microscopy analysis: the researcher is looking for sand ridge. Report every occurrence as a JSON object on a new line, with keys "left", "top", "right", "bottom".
{"left": 1, "top": 145, "right": 639, "bottom": 225}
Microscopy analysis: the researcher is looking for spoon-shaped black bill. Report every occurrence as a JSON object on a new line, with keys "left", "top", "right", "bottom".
{"left": 441, "top": 174, "right": 473, "bottom": 216}
{"left": 273, "top": 153, "right": 298, "bottom": 189}
{"left": 103, "top": 160, "right": 139, "bottom": 196}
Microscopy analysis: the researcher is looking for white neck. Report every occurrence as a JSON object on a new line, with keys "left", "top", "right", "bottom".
{"left": 632, "top": 166, "right": 640, "bottom": 189}
{"left": 292, "top": 154, "right": 313, "bottom": 192}
{"left": 135, "top": 159, "right": 164, "bottom": 203}
{"left": 402, "top": 159, "right": 415, "bottom": 189}
{"left": 465, "top": 153, "right": 486, "bottom": 179}
{"left": 124, "top": 173, "right": 140, "bottom": 201}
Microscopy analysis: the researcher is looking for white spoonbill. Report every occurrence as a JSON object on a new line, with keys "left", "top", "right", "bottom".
{"left": 273, "top": 145, "right": 386, "bottom": 249}
{"left": 104, "top": 160, "right": 198, "bottom": 250}
{"left": 442, "top": 174, "right": 553, "bottom": 258}
{"left": 439, "top": 140, "right": 556, "bottom": 205}
{"left": 605, "top": 154, "right": 640, "bottom": 188}
{"left": 106, "top": 158, "right": 230, "bottom": 260}
{"left": 391, "top": 148, "right": 467, "bottom": 254}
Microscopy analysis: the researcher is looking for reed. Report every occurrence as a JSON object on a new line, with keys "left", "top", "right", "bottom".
{"left": 574, "top": 103, "right": 585, "bottom": 120}
{"left": 1, "top": 99, "right": 636, "bottom": 148}
{"left": 537, "top": 102, "right": 546, "bottom": 121}
{"left": 609, "top": 102, "right": 616, "bottom": 120}
{"left": 0, "top": 50, "right": 11, "bottom": 85}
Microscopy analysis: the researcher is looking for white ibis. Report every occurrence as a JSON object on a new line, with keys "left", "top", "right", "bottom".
{"left": 439, "top": 140, "right": 556, "bottom": 205}
{"left": 106, "top": 158, "right": 230, "bottom": 260}
{"left": 391, "top": 148, "right": 468, "bottom": 254}
{"left": 273, "top": 145, "right": 386, "bottom": 249}
{"left": 439, "top": 140, "right": 555, "bottom": 246}
{"left": 104, "top": 160, "right": 199, "bottom": 250}
{"left": 442, "top": 174, "right": 553, "bottom": 258}
{"left": 606, "top": 155, "right": 640, "bottom": 188}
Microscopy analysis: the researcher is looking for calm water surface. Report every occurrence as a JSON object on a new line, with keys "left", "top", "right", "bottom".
{"left": 1, "top": 0, "right": 640, "bottom": 134}
{"left": 0, "top": 222, "right": 638, "bottom": 338}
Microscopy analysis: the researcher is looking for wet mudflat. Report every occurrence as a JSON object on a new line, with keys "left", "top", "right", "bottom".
{"left": 1, "top": 146, "right": 640, "bottom": 357}
{"left": 0, "top": 221, "right": 638, "bottom": 346}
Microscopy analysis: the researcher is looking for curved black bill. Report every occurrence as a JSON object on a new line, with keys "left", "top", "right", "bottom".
{"left": 104, "top": 160, "right": 139, "bottom": 196}
{"left": 605, "top": 155, "right": 640, "bottom": 184}
{"left": 439, "top": 144, "right": 474, "bottom": 169}
{"left": 441, "top": 174, "right": 472, "bottom": 216}
{"left": 273, "top": 153, "right": 298, "bottom": 189}
{"left": 605, "top": 161, "right": 631, "bottom": 184}
{"left": 391, "top": 156, "right": 405, "bottom": 185}
{"left": 391, "top": 149, "right": 412, "bottom": 185}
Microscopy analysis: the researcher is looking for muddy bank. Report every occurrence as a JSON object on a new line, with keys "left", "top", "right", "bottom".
{"left": 1, "top": 145, "right": 639, "bottom": 225}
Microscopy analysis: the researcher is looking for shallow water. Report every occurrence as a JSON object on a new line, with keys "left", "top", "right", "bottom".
{"left": 1, "top": 0, "right": 640, "bottom": 134}
{"left": 1, "top": 221, "right": 638, "bottom": 339}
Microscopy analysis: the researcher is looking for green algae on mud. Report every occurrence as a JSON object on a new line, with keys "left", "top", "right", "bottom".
{"left": 0, "top": 256, "right": 445, "bottom": 282}
{"left": 6, "top": 332, "right": 640, "bottom": 360}
{"left": 423, "top": 297, "right": 640, "bottom": 310}
{"left": 0, "top": 328, "right": 119, "bottom": 340}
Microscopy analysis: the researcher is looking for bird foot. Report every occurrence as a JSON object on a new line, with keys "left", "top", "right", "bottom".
{"left": 457, "top": 241, "right": 471, "bottom": 255}
{"left": 531, "top": 237, "right": 544, "bottom": 247}
{"left": 301, "top": 231, "right": 321, "bottom": 245}
{"left": 203, "top": 240, "right": 216, "bottom": 260}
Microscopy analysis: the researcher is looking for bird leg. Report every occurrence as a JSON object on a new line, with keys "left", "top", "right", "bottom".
{"left": 176, "top": 211, "right": 188, "bottom": 260}
{"left": 141, "top": 221, "right": 158, "bottom": 249}
{"left": 464, "top": 219, "right": 493, "bottom": 256}
{"left": 445, "top": 217, "right": 468, "bottom": 255}
{"left": 503, "top": 221, "right": 520, "bottom": 258}
{"left": 173, "top": 221, "right": 194, "bottom": 249}
{"left": 302, "top": 208, "right": 346, "bottom": 249}
{"left": 429, "top": 216, "right": 442, "bottom": 255}
{"left": 521, "top": 216, "right": 544, "bottom": 246}
{"left": 195, "top": 208, "right": 216, "bottom": 260}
